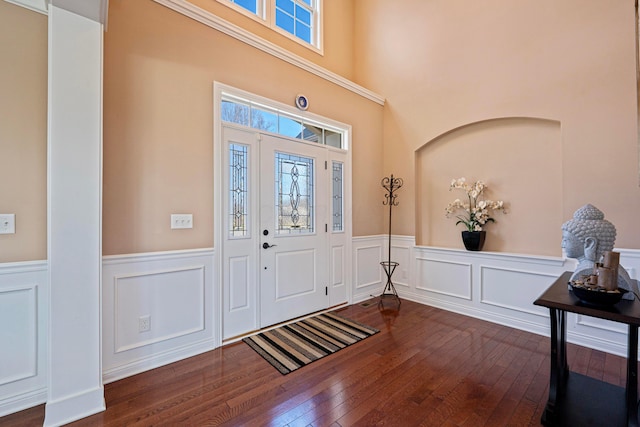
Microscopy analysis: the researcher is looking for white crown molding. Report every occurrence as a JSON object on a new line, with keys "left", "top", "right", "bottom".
{"left": 3, "top": 0, "right": 47, "bottom": 14}
{"left": 153, "top": 0, "right": 385, "bottom": 106}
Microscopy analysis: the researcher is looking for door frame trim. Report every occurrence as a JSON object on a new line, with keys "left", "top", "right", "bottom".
{"left": 213, "top": 82, "right": 353, "bottom": 345}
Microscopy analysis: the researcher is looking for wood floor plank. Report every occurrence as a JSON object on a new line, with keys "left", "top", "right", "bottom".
{"left": 352, "top": 319, "right": 505, "bottom": 426}
{"left": 586, "top": 348, "right": 606, "bottom": 381}
{"left": 570, "top": 343, "right": 592, "bottom": 375}
{"left": 603, "top": 351, "right": 625, "bottom": 387}
{"left": 481, "top": 332, "right": 542, "bottom": 426}
{"left": 418, "top": 328, "right": 523, "bottom": 426}
{"left": 1, "top": 299, "right": 631, "bottom": 427}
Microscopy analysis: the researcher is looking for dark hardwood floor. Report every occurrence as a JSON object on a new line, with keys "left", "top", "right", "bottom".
{"left": 1, "top": 298, "right": 630, "bottom": 426}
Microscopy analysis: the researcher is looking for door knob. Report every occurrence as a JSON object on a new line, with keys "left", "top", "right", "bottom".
{"left": 262, "top": 242, "right": 277, "bottom": 249}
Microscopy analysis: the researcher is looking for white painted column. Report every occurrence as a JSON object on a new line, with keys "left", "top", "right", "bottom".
{"left": 44, "top": 5, "right": 104, "bottom": 426}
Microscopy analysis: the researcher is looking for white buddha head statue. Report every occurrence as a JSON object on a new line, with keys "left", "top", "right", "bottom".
{"left": 561, "top": 204, "right": 616, "bottom": 265}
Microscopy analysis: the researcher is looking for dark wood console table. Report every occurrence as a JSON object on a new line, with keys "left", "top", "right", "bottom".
{"left": 534, "top": 271, "right": 640, "bottom": 426}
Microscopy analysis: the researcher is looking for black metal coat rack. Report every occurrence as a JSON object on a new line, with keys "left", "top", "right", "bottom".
{"left": 379, "top": 174, "right": 403, "bottom": 303}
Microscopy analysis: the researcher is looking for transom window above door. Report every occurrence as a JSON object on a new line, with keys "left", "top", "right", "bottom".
{"left": 218, "top": 0, "right": 322, "bottom": 51}
{"left": 221, "top": 94, "right": 344, "bottom": 149}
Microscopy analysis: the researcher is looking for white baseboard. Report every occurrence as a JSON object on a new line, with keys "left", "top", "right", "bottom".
{"left": 102, "top": 338, "right": 216, "bottom": 384}
{"left": 43, "top": 386, "right": 105, "bottom": 427}
{"left": 0, "top": 387, "right": 46, "bottom": 418}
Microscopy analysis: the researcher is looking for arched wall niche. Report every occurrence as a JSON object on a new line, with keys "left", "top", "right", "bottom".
{"left": 415, "top": 116, "right": 563, "bottom": 256}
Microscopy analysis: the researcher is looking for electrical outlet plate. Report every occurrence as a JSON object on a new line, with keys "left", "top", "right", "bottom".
{"left": 171, "top": 214, "right": 193, "bottom": 229}
{"left": 138, "top": 315, "right": 151, "bottom": 332}
{"left": 0, "top": 214, "right": 15, "bottom": 234}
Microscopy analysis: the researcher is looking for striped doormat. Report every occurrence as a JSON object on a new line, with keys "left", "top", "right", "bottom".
{"left": 243, "top": 311, "right": 379, "bottom": 375}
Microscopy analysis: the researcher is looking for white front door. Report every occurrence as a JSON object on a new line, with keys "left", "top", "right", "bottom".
{"left": 221, "top": 126, "right": 330, "bottom": 339}
{"left": 259, "top": 134, "right": 328, "bottom": 327}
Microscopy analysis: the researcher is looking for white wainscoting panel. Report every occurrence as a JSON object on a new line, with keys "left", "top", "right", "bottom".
{"left": 351, "top": 237, "right": 640, "bottom": 359}
{"left": 330, "top": 244, "right": 347, "bottom": 305}
{"left": 0, "top": 286, "right": 37, "bottom": 385}
{"left": 479, "top": 266, "right": 557, "bottom": 317}
{"left": 352, "top": 237, "right": 384, "bottom": 301}
{"left": 402, "top": 244, "right": 569, "bottom": 338}
{"left": 0, "top": 261, "right": 48, "bottom": 417}
{"left": 102, "top": 249, "right": 215, "bottom": 383}
{"left": 416, "top": 258, "right": 472, "bottom": 300}
{"left": 332, "top": 245, "right": 344, "bottom": 287}
{"left": 114, "top": 266, "right": 206, "bottom": 353}
{"left": 389, "top": 244, "right": 411, "bottom": 289}
{"left": 229, "top": 256, "right": 249, "bottom": 311}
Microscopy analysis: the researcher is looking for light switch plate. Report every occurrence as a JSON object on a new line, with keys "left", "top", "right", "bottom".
{"left": 0, "top": 214, "right": 15, "bottom": 234}
{"left": 171, "top": 214, "right": 193, "bottom": 229}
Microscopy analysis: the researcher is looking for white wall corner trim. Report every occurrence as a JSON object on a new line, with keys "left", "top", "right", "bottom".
{"left": 152, "top": 0, "right": 385, "bottom": 105}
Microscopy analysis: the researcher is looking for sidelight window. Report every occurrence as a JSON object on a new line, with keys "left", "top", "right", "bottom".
{"left": 332, "top": 161, "right": 343, "bottom": 232}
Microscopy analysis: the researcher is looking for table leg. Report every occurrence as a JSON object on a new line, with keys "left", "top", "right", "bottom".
{"left": 626, "top": 325, "right": 638, "bottom": 427}
{"left": 542, "top": 308, "right": 568, "bottom": 425}
{"left": 559, "top": 309, "right": 567, "bottom": 373}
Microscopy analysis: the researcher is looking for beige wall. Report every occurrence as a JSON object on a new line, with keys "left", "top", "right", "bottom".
{"left": 354, "top": 0, "right": 639, "bottom": 256}
{"left": 417, "top": 118, "right": 563, "bottom": 254}
{"left": 0, "top": 1, "right": 47, "bottom": 263}
{"left": 11, "top": 0, "right": 632, "bottom": 260}
{"left": 103, "top": 0, "right": 384, "bottom": 255}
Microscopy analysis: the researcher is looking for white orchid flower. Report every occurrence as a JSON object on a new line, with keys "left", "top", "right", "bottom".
{"left": 445, "top": 178, "right": 507, "bottom": 233}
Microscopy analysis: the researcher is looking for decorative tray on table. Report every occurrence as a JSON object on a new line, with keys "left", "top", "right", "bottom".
{"left": 569, "top": 280, "right": 627, "bottom": 306}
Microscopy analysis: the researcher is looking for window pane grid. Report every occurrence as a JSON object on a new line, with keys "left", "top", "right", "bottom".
{"left": 221, "top": 0, "right": 319, "bottom": 49}
{"left": 275, "top": 0, "right": 314, "bottom": 44}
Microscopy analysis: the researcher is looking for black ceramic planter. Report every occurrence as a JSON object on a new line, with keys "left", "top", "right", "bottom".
{"left": 461, "top": 231, "right": 486, "bottom": 251}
